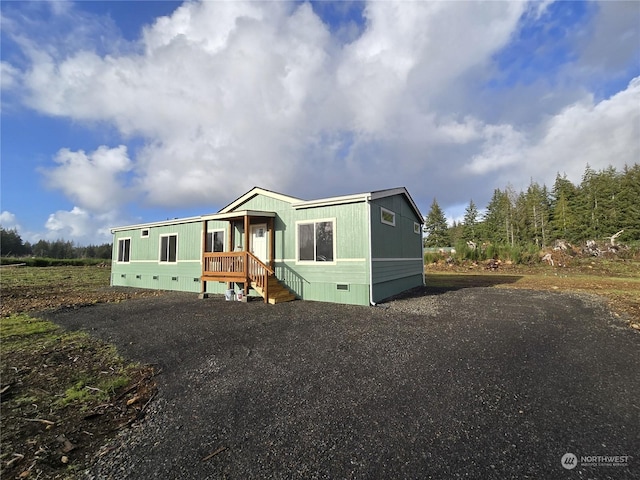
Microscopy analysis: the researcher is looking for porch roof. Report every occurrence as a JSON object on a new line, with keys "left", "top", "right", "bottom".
{"left": 200, "top": 209, "right": 276, "bottom": 222}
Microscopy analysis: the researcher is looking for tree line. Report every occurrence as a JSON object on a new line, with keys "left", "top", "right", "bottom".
{"left": 424, "top": 164, "right": 640, "bottom": 255}
{"left": 0, "top": 228, "right": 112, "bottom": 259}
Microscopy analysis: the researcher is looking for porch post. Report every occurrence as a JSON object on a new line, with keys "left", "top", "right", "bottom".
{"left": 268, "top": 217, "right": 275, "bottom": 268}
{"left": 199, "top": 219, "right": 208, "bottom": 298}
{"left": 243, "top": 215, "right": 250, "bottom": 252}
{"left": 244, "top": 215, "right": 250, "bottom": 289}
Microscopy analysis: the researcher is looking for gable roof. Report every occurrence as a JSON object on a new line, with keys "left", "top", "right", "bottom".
{"left": 293, "top": 187, "right": 423, "bottom": 223}
{"left": 218, "top": 187, "right": 302, "bottom": 213}
{"left": 220, "top": 186, "right": 422, "bottom": 222}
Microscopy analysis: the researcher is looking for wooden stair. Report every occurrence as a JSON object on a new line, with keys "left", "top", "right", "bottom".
{"left": 253, "top": 275, "right": 296, "bottom": 304}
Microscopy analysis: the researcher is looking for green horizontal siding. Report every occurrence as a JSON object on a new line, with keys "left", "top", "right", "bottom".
{"left": 372, "top": 274, "right": 423, "bottom": 304}
{"left": 275, "top": 260, "right": 369, "bottom": 305}
{"left": 112, "top": 220, "right": 204, "bottom": 293}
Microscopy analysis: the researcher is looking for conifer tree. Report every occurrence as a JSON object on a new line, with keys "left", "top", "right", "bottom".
{"left": 424, "top": 198, "right": 450, "bottom": 247}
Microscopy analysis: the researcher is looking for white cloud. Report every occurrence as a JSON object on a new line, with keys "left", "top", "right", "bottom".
{"left": 42, "top": 145, "right": 133, "bottom": 212}
{"left": 465, "top": 76, "right": 640, "bottom": 189}
{"left": 3, "top": 0, "right": 638, "bottom": 241}
{"left": 1, "top": 211, "right": 19, "bottom": 229}
{"left": 44, "top": 206, "right": 115, "bottom": 243}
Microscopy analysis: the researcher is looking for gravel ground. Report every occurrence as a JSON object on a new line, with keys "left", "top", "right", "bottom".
{"left": 39, "top": 288, "right": 639, "bottom": 479}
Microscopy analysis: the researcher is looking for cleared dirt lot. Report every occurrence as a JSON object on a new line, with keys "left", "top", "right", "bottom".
{"left": 40, "top": 288, "right": 639, "bottom": 479}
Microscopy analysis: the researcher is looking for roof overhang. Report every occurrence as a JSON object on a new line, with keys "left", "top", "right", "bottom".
{"left": 219, "top": 187, "right": 301, "bottom": 213}
{"left": 110, "top": 216, "right": 201, "bottom": 233}
{"left": 293, "top": 187, "right": 423, "bottom": 223}
{"left": 201, "top": 210, "right": 276, "bottom": 221}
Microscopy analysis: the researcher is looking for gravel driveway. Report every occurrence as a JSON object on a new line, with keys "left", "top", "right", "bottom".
{"left": 41, "top": 288, "right": 639, "bottom": 479}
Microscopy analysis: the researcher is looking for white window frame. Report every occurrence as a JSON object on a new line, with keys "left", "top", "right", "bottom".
{"left": 414, "top": 222, "right": 421, "bottom": 234}
{"left": 141, "top": 229, "right": 149, "bottom": 238}
{"left": 295, "top": 218, "right": 336, "bottom": 265}
{"left": 206, "top": 229, "right": 226, "bottom": 252}
{"left": 117, "top": 237, "right": 131, "bottom": 263}
{"left": 381, "top": 207, "right": 396, "bottom": 226}
{"left": 159, "top": 233, "right": 178, "bottom": 264}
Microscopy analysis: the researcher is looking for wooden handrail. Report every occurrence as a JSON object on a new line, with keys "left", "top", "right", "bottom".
{"left": 203, "top": 251, "right": 273, "bottom": 303}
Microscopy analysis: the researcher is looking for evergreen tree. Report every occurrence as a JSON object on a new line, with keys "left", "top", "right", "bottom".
{"left": 550, "top": 173, "right": 579, "bottom": 242}
{"left": 462, "top": 200, "right": 479, "bottom": 242}
{"left": 0, "top": 227, "right": 28, "bottom": 256}
{"left": 424, "top": 198, "right": 450, "bottom": 247}
{"left": 617, "top": 164, "right": 640, "bottom": 242}
{"left": 482, "top": 188, "right": 513, "bottom": 244}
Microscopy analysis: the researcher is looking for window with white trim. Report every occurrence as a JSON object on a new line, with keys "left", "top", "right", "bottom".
{"left": 414, "top": 222, "right": 421, "bottom": 234}
{"left": 297, "top": 219, "right": 334, "bottom": 262}
{"left": 381, "top": 207, "right": 396, "bottom": 226}
{"left": 141, "top": 229, "right": 149, "bottom": 238}
{"left": 159, "top": 234, "right": 177, "bottom": 263}
{"left": 117, "top": 238, "right": 130, "bottom": 263}
{"left": 206, "top": 230, "right": 225, "bottom": 252}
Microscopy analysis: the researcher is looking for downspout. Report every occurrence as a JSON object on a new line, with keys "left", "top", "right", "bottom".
{"left": 366, "top": 196, "right": 376, "bottom": 306}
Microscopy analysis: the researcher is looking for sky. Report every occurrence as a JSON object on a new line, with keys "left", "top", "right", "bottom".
{"left": 1, "top": 0, "right": 639, "bottom": 246}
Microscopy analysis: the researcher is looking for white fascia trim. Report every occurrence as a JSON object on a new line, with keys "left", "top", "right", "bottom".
{"left": 292, "top": 193, "right": 369, "bottom": 209}
{"left": 111, "top": 216, "right": 201, "bottom": 233}
{"left": 201, "top": 210, "right": 276, "bottom": 221}
{"left": 372, "top": 258, "right": 423, "bottom": 261}
{"left": 370, "top": 187, "right": 424, "bottom": 224}
{"left": 275, "top": 258, "right": 366, "bottom": 262}
{"left": 219, "top": 187, "right": 301, "bottom": 213}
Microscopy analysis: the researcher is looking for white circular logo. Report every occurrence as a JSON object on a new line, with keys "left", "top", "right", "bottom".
{"left": 561, "top": 453, "right": 578, "bottom": 470}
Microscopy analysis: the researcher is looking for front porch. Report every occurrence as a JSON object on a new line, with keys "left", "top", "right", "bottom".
{"left": 199, "top": 210, "right": 295, "bottom": 304}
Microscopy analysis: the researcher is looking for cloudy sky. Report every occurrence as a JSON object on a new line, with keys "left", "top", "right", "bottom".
{"left": 1, "top": 0, "right": 638, "bottom": 245}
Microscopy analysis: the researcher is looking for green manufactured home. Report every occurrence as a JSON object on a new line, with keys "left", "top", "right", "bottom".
{"left": 111, "top": 187, "right": 424, "bottom": 305}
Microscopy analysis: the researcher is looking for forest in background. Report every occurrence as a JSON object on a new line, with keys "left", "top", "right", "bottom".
{"left": 1, "top": 164, "right": 638, "bottom": 266}
{"left": 424, "top": 164, "right": 640, "bottom": 263}
{"left": 0, "top": 229, "right": 111, "bottom": 262}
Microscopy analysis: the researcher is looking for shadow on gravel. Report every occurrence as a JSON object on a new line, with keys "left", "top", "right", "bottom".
{"left": 391, "top": 274, "right": 523, "bottom": 298}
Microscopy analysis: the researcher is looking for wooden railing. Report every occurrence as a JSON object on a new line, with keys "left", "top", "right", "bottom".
{"left": 202, "top": 251, "right": 273, "bottom": 302}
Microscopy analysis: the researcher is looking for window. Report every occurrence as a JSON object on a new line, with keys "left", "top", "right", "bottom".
{"left": 117, "top": 238, "right": 130, "bottom": 263}
{"left": 160, "top": 234, "right": 177, "bottom": 263}
{"left": 297, "top": 219, "right": 334, "bottom": 262}
{"left": 206, "top": 230, "right": 225, "bottom": 252}
{"left": 141, "top": 229, "right": 149, "bottom": 238}
{"left": 381, "top": 207, "right": 396, "bottom": 226}
{"left": 414, "top": 222, "right": 421, "bottom": 234}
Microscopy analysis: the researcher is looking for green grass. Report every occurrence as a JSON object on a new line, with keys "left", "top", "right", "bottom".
{"left": 0, "top": 265, "right": 111, "bottom": 290}
{"left": 0, "top": 313, "right": 59, "bottom": 338}
{"left": 2, "top": 313, "right": 134, "bottom": 411}
{"left": 0, "top": 257, "right": 110, "bottom": 267}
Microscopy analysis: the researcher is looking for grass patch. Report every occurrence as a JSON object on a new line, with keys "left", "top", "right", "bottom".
{"left": 0, "top": 313, "right": 59, "bottom": 338}
{"left": 1, "top": 313, "right": 156, "bottom": 479}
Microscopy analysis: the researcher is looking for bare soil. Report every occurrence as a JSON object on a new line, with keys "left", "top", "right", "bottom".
{"left": 1, "top": 263, "right": 638, "bottom": 478}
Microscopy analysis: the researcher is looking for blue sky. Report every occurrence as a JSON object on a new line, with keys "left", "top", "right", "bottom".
{"left": 1, "top": 0, "right": 638, "bottom": 245}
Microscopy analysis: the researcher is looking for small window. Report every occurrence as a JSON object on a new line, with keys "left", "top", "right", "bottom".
{"left": 160, "top": 234, "right": 177, "bottom": 263}
{"left": 206, "top": 230, "right": 225, "bottom": 252}
{"left": 297, "top": 219, "right": 334, "bottom": 263}
{"left": 117, "top": 238, "right": 130, "bottom": 263}
{"left": 141, "top": 229, "right": 149, "bottom": 238}
{"left": 381, "top": 207, "right": 396, "bottom": 226}
{"left": 414, "top": 222, "right": 421, "bottom": 234}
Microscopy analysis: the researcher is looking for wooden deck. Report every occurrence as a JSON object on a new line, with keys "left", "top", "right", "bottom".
{"left": 201, "top": 252, "right": 295, "bottom": 304}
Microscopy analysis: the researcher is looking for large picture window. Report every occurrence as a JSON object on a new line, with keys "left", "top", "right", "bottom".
{"left": 117, "top": 238, "right": 130, "bottom": 263}
{"left": 206, "top": 230, "right": 225, "bottom": 252}
{"left": 297, "top": 220, "right": 334, "bottom": 262}
{"left": 160, "top": 234, "right": 177, "bottom": 263}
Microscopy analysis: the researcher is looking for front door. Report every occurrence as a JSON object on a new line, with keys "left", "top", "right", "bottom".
{"left": 250, "top": 224, "right": 268, "bottom": 264}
